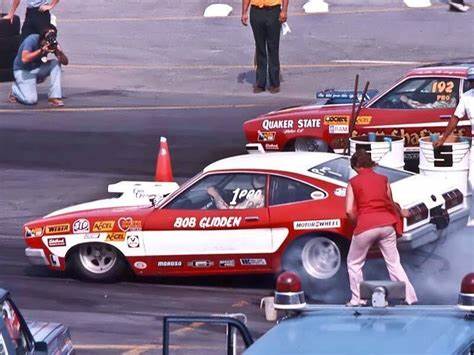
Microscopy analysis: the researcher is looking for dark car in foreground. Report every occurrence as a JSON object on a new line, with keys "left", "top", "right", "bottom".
{"left": 1, "top": 288, "right": 73, "bottom": 354}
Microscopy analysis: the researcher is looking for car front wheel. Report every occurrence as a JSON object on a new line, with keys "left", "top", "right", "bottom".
{"left": 70, "top": 243, "right": 126, "bottom": 282}
{"left": 282, "top": 235, "right": 350, "bottom": 303}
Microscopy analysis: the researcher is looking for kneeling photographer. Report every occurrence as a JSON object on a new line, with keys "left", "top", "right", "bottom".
{"left": 9, "top": 25, "right": 68, "bottom": 107}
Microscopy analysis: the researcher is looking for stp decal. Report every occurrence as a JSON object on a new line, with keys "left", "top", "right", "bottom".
{"left": 73, "top": 219, "right": 90, "bottom": 234}
{"left": 294, "top": 219, "right": 341, "bottom": 230}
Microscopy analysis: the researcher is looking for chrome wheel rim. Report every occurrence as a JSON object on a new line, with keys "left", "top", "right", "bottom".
{"left": 78, "top": 243, "right": 117, "bottom": 274}
{"left": 302, "top": 238, "right": 341, "bottom": 279}
{"left": 294, "top": 138, "right": 326, "bottom": 152}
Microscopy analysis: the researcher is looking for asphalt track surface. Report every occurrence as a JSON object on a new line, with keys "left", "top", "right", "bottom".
{"left": 1, "top": 1, "right": 474, "bottom": 354}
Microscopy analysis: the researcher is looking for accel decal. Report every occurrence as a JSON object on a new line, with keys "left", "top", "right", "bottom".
{"left": 106, "top": 232, "right": 126, "bottom": 242}
{"left": 173, "top": 216, "right": 242, "bottom": 229}
{"left": 92, "top": 220, "right": 115, "bottom": 232}
{"left": 45, "top": 224, "right": 70, "bottom": 235}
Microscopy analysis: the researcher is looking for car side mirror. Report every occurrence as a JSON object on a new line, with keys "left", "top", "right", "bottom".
{"left": 311, "top": 191, "right": 327, "bottom": 201}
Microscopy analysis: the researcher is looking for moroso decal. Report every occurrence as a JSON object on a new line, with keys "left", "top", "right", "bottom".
{"left": 73, "top": 219, "right": 90, "bottom": 234}
{"left": 294, "top": 219, "right": 341, "bottom": 230}
{"left": 127, "top": 235, "right": 140, "bottom": 248}
{"left": 47, "top": 237, "right": 66, "bottom": 247}
{"left": 240, "top": 258, "right": 267, "bottom": 266}
{"left": 157, "top": 261, "right": 182, "bottom": 267}
{"left": 45, "top": 224, "right": 70, "bottom": 235}
{"left": 187, "top": 260, "right": 214, "bottom": 268}
{"left": 106, "top": 232, "right": 125, "bottom": 242}
{"left": 257, "top": 130, "right": 276, "bottom": 142}
{"left": 219, "top": 259, "right": 235, "bottom": 268}
{"left": 92, "top": 220, "right": 115, "bottom": 232}
{"left": 174, "top": 217, "right": 242, "bottom": 229}
{"left": 118, "top": 217, "right": 142, "bottom": 232}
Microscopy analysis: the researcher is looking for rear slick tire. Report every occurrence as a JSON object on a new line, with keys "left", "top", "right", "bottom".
{"left": 282, "top": 235, "right": 350, "bottom": 303}
{"left": 70, "top": 243, "right": 126, "bottom": 282}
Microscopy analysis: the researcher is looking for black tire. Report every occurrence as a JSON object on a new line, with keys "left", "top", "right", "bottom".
{"left": 0, "top": 68, "right": 14, "bottom": 82}
{"left": 0, "top": 14, "right": 20, "bottom": 37}
{"left": 0, "top": 35, "right": 20, "bottom": 69}
{"left": 69, "top": 243, "right": 127, "bottom": 282}
{"left": 282, "top": 234, "right": 350, "bottom": 303}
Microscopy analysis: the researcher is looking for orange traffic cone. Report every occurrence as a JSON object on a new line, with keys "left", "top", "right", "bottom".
{"left": 155, "top": 137, "right": 174, "bottom": 182}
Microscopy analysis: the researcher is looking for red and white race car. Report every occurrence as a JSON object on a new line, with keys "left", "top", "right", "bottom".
{"left": 244, "top": 64, "right": 473, "bottom": 160}
{"left": 24, "top": 152, "right": 469, "bottom": 297}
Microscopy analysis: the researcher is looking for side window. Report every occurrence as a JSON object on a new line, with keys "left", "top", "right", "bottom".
{"left": 166, "top": 173, "right": 267, "bottom": 210}
{"left": 270, "top": 176, "right": 324, "bottom": 206}
{"left": 1, "top": 300, "right": 29, "bottom": 354}
{"left": 463, "top": 79, "right": 471, "bottom": 93}
{"left": 371, "top": 77, "right": 460, "bottom": 110}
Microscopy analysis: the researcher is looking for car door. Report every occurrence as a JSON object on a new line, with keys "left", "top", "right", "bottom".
{"left": 356, "top": 77, "right": 466, "bottom": 150}
{"left": 142, "top": 172, "right": 275, "bottom": 273}
{"left": 1, "top": 299, "right": 33, "bottom": 354}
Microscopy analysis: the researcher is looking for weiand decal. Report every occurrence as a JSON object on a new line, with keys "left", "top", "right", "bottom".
{"left": 48, "top": 237, "right": 66, "bottom": 247}
{"left": 240, "top": 258, "right": 267, "bottom": 266}
{"left": 118, "top": 217, "right": 142, "bottom": 232}
{"left": 294, "top": 219, "right": 341, "bottom": 230}
{"left": 93, "top": 220, "right": 115, "bottom": 232}
{"left": 157, "top": 261, "right": 182, "bottom": 267}
{"left": 262, "top": 119, "right": 321, "bottom": 131}
{"left": 106, "top": 232, "right": 125, "bottom": 242}
{"left": 127, "top": 235, "right": 140, "bottom": 248}
{"left": 73, "top": 219, "right": 90, "bottom": 234}
{"left": 134, "top": 261, "right": 147, "bottom": 270}
{"left": 174, "top": 216, "right": 242, "bottom": 229}
{"left": 230, "top": 188, "right": 262, "bottom": 206}
{"left": 257, "top": 130, "right": 276, "bottom": 142}
{"left": 45, "top": 224, "right": 70, "bottom": 235}
{"left": 219, "top": 259, "right": 235, "bottom": 268}
{"left": 188, "top": 260, "right": 214, "bottom": 268}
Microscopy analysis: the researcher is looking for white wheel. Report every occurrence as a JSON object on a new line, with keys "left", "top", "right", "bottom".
{"left": 301, "top": 237, "right": 341, "bottom": 279}
{"left": 78, "top": 243, "right": 117, "bottom": 274}
{"left": 294, "top": 138, "right": 329, "bottom": 152}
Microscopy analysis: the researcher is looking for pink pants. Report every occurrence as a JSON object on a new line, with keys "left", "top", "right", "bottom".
{"left": 347, "top": 225, "right": 418, "bottom": 305}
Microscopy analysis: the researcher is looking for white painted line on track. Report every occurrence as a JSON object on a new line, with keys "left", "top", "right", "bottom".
{"left": 331, "top": 60, "right": 424, "bottom": 65}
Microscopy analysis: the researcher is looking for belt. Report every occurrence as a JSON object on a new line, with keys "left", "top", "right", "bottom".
{"left": 251, "top": 4, "right": 281, "bottom": 9}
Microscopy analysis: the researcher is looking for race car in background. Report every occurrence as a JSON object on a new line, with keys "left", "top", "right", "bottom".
{"left": 244, "top": 63, "right": 473, "bottom": 161}
{"left": 23, "top": 152, "right": 469, "bottom": 300}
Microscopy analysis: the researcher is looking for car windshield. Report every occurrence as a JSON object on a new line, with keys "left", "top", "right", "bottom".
{"left": 309, "top": 157, "right": 412, "bottom": 183}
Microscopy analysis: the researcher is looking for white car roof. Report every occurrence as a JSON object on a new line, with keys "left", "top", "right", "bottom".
{"left": 203, "top": 152, "right": 342, "bottom": 176}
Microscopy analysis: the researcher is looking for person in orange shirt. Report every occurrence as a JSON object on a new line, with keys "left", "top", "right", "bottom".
{"left": 241, "top": 0, "right": 288, "bottom": 94}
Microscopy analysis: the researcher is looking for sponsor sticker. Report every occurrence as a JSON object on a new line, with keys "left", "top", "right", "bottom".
{"left": 50, "top": 254, "right": 60, "bottom": 267}
{"left": 47, "top": 237, "right": 66, "bottom": 247}
{"left": 157, "top": 261, "right": 182, "bottom": 267}
{"left": 293, "top": 219, "right": 341, "bottom": 230}
{"left": 92, "top": 220, "right": 115, "bottom": 232}
{"left": 118, "top": 217, "right": 142, "bottom": 232}
{"left": 127, "top": 235, "right": 140, "bottom": 248}
{"left": 219, "top": 259, "right": 235, "bottom": 268}
{"left": 187, "top": 260, "right": 214, "bottom": 268}
{"left": 240, "top": 258, "right": 267, "bottom": 266}
{"left": 134, "top": 261, "right": 147, "bottom": 270}
{"left": 334, "top": 188, "right": 347, "bottom": 197}
{"left": 265, "top": 144, "right": 279, "bottom": 150}
{"left": 329, "top": 125, "right": 349, "bottom": 134}
{"left": 84, "top": 233, "right": 101, "bottom": 240}
{"left": 174, "top": 217, "right": 242, "bottom": 229}
{"left": 257, "top": 130, "right": 276, "bottom": 142}
{"left": 45, "top": 224, "right": 70, "bottom": 235}
{"left": 262, "top": 119, "right": 321, "bottom": 131}
{"left": 73, "top": 219, "right": 90, "bottom": 234}
{"left": 324, "top": 115, "right": 371, "bottom": 126}
{"left": 106, "top": 232, "right": 125, "bottom": 242}
{"left": 25, "top": 227, "right": 43, "bottom": 238}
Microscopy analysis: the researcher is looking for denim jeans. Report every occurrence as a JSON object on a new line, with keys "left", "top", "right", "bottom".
{"left": 12, "top": 59, "right": 62, "bottom": 105}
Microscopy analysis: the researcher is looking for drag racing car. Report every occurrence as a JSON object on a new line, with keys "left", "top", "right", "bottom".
{"left": 162, "top": 273, "right": 474, "bottom": 355}
{"left": 1, "top": 288, "right": 74, "bottom": 354}
{"left": 244, "top": 63, "right": 473, "bottom": 160}
{"left": 23, "top": 152, "right": 469, "bottom": 299}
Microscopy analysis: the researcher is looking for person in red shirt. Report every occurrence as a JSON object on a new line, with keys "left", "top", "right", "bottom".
{"left": 345, "top": 149, "right": 418, "bottom": 306}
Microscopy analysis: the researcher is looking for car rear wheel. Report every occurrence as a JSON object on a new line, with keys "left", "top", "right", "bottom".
{"left": 70, "top": 243, "right": 126, "bottom": 282}
{"left": 282, "top": 235, "right": 350, "bottom": 303}
{"left": 293, "top": 138, "right": 329, "bottom": 152}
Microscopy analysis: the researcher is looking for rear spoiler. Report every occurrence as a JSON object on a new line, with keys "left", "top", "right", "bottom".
{"left": 316, "top": 89, "right": 379, "bottom": 105}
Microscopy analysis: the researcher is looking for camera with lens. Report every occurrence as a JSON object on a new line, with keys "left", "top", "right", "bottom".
{"left": 44, "top": 31, "right": 58, "bottom": 51}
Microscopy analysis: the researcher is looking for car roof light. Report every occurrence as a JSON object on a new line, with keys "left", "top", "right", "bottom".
{"left": 274, "top": 271, "right": 306, "bottom": 310}
{"left": 458, "top": 273, "right": 474, "bottom": 312}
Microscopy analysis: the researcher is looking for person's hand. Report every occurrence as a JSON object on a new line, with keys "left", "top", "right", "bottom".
{"left": 2, "top": 13, "right": 14, "bottom": 24}
{"left": 39, "top": 4, "right": 53, "bottom": 12}
{"left": 279, "top": 10, "right": 287, "bottom": 23}
{"left": 241, "top": 13, "right": 248, "bottom": 26}
{"left": 400, "top": 209, "right": 411, "bottom": 218}
{"left": 400, "top": 95, "right": 408, "bottom": 103}
{"left": 433, "top": 139, "right": 444, "bottom": 149}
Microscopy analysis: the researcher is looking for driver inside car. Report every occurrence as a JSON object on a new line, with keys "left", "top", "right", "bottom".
{"left": 400, "top": 94, "right": 457, "bottom": 109}
{"left": 206, "top": 176, "right": 265, "bottom": 209}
